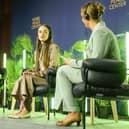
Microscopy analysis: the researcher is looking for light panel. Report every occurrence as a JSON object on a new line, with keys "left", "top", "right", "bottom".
{"left": 3, "top": 53, "right": 7, "bottom": 68}
{"left": 23, "top": 49, "right": 26, "bottom": 69}
{"left": 126, "top": 32, "right": 129, "bottom": 116}
{"left": 126, "top": 32, "right": 129, "bottom": 71}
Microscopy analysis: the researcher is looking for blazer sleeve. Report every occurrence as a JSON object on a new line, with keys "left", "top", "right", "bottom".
{"left": 69, "top": 59, "right": 83, "bottom": 68}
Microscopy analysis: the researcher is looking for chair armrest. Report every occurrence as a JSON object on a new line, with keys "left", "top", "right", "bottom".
{"left": 82, "top": 58, "right": 126, "bottom": 73}
{"left": 46, "top": 67, "right": 57, "bottom": 89}
{"left": 47, "top": 67, "right": 57, "bottom": 76}
{"left": 81, "top": 58, "right": 126, "bottom": 88}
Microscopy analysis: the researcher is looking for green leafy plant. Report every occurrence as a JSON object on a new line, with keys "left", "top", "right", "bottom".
{"left": 95, "top": 99, "right": 110, "bottom": 118}
{"left": 96, "top": 99, "right": 110, "bottom": 107}
{"left": 60, "top": 40, "right": 88, "bottom": 65}
{"left": 6, "top": 34, "right": 34, "bottom": 97}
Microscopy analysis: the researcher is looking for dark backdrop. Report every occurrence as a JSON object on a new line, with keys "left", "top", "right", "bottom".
{"left": 12, "top": 0, "right": 129, "bottom": 50}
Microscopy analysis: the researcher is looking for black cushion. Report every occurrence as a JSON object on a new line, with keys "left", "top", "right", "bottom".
{"left": 88, "top": 84, "right": 129, "bottom": 99}
{"left": 87, "top": 70, "right": 124, "bottom": 88}
{"left": 33, "top": 67, "right": 57, "bottom": 96}
{"left": 81, "top": 58, "right": 126, "bottom": 88}
{"left": 72, "top": 82, "right": 85, "bottom": 97}
{"left": 33, "top": 84, "right": 49, "bottom": 96}
{"left": 73, "top": 83, "right": 129, "bottom": 99}
{"left": 82, "top": 58, "right": 126, "bottom": 73}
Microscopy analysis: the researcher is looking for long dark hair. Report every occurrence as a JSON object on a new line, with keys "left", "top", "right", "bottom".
{"left": 35, "top": 24, "right": 52, "bottom": 72}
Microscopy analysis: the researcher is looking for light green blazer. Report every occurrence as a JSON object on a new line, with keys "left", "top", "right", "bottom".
{"left": 70, "top": 21, "right": 120, "bottom": 68}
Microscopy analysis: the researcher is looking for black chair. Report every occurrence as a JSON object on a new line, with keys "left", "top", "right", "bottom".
{"left": 33, "top": 67, "right": 57, "bottom": 120}
{"left": 72, "top": 58, "right": 129, "bottom": 129}
{"left": 0, "top": 68, "right": 6, "bottom": 87}
{"left": 10, "top": 67, "right": 57, "bottom": 119}
{"left": 0, "top": 67, "right": 7, "bottom": 112}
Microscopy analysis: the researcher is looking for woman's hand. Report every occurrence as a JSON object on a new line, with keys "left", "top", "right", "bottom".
{"left": 23, "top": 70, "right": 33, "bottom": 75}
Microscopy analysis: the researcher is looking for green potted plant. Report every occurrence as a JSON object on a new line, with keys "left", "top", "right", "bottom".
{"left": 95, "top": 99, "right": 110, "bottom": 118}
{"left": 6, "top": 34, "right": 34, "bottom": 108}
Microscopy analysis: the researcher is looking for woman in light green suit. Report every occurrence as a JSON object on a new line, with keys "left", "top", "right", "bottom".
{"left": 54, "top": 1, "right": 120, "bottom": 126}
{"left": 9, "top": 24, "right": 59, "bottom": 119}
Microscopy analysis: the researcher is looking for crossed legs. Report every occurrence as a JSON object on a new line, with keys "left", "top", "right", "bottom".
{"left": 54, "top": 65, "right": 82, "bottom": 126}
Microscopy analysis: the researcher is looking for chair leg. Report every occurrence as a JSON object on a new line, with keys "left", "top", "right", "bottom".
{"left": 111, "top": 100, "right": 118, "bottom": 122}
{"left": 50, "top": 97, "right": 56, "bottom": 117}
{"left": 43, "top": 97, "right": 48, "bottom": 115}
{"left": 11, "top": 97, "right": 16, "bottom": 112}
{"left": 47, "top": 95, "right": 50, "bottom": 120}
{"left": 90, "top": 98, "right": 95, "bottom": 125}
{"left": 82, "top": 96, "right": 86, "bottom": 129}
{"left": 31, "top": 97, "right": 35, "bottom": 112}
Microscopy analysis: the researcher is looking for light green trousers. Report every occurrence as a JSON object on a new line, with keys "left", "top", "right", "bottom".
{"left": 54, "top": 65, "right": 83, "bottom": 112}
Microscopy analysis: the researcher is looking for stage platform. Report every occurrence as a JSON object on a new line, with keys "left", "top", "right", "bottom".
{"left": 0, "top": 108, "right": 129, "bottom": 129}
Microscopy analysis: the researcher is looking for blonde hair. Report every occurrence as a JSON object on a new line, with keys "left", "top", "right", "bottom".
{"left": 81, "top": 1, "right": 105, "bottom": 22}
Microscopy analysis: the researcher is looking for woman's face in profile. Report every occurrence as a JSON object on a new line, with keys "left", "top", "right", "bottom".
{"left": 81, "top": 10, "right": 90, "bottom": 29}
{"left": 38, "top": 26, "right": 49, "bottom": 42}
